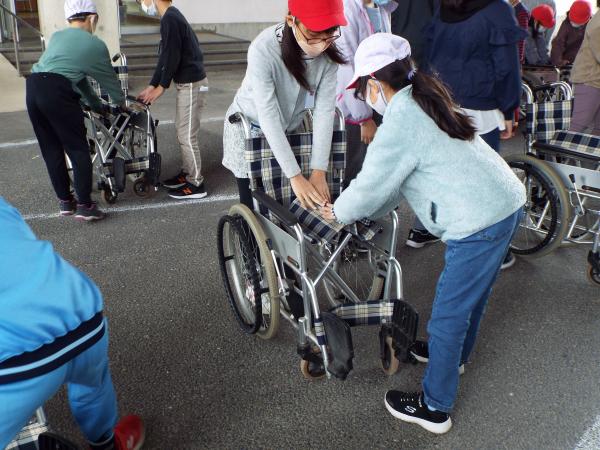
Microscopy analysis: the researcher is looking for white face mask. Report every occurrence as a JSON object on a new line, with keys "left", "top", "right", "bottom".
{"left": 292, "top": 24, "right": 329, "bottom": 58}
{"left": 570, "top": 20, "right": 585, "bottom": 28}
{"left": 141, "top": 0, "right": 158, "bottom": 16}
{"left": 366, "top": 81, "right": 388, "bottom": 116}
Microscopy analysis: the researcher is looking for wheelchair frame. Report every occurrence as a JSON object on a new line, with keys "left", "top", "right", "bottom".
{"left": 507, "top": 82, "right": 600, "bottom": 285}
{"left": 218, "top": 110, "right": 418, "bottom": 380}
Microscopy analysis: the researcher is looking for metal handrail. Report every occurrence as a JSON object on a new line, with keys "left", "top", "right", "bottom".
{"left": 0, "top": 2, "right": 45, "bottom": 76}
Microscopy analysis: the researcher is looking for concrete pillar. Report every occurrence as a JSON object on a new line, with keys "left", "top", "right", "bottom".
{"left": 37, "top": 0, "right": 120, "bottom": 57}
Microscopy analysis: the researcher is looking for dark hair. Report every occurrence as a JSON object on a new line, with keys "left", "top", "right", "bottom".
{"left": 528, "top": 17, "right": 542, "bottom": 38}
{"left": 67, "top": 12, "right": 96, "bottom": 23}
{"left": 281, "top": 21, "right": 346, "bottom": 91}
{"left": 355, "top": 58, "right": 476, "bottom": 141}
{"left": 441, "top": 0, "right": 469, "bottom": 11}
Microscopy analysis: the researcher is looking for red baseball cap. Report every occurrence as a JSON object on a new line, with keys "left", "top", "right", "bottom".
{"left": 288, "top": 0, "right": 348, "bottom": 32}
{"left": 531, "top": 4, "right": 556, "bottom": 28}
{"left": 569, "top": 0, "right": 592, "bottom": 25}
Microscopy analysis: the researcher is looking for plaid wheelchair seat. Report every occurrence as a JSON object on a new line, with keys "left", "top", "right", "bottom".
{"left": 525, "top": 99, "right": 572, "bottom": 144}
{"left": 246, "top": 129, "right": 383, "bottom": 243}
{"left": 5, "top": 415, "right": 49, "bottom": 450}
{"left": 549, "top": 131, "right": 600, "bottom": 159}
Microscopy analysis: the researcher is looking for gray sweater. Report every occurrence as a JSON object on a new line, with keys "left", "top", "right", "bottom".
{"left": 223, "top": 24, "right": 339, "bottom": 179}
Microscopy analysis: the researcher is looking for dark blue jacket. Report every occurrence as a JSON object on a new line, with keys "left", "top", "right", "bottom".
{"left": 426, "top": 0, "right": 527, "bottom": 119}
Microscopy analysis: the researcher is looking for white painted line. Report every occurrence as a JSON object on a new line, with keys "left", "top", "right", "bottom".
{"left": 22, "top": 193, "right": 238, "bottom": 221}
{"left": 0, "top": 117, "right": 224, "bottom": 150}
{"left": 575, "top": 415, "right": 600, "bottom": 450}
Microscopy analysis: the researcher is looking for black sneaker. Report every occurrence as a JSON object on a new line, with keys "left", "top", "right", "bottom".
{"left": 406, "top": 228, "right": 440, "bottom": 249}
{"left": 384, "top": 391, "right": 452, "bottom": 435}
{"left": 501, "top": 252, "right": 516, "bottom": 270}
{"left": 75, "top": 202, "right": 105, "bottom": 222}
{"left": 162, "top": 171, "right": 188, "bottom": 189}
{"left": 59, "top": 198, "right": 77, "bottom": 216}
{"left": 168, "top": 182, "right": 207, "bottom": 200}
{"left": 410, "top": 340, "right": 465, "bottom": 375}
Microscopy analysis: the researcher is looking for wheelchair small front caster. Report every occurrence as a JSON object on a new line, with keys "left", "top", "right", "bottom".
{"left": 300, "top": 357, "right": 326, "bottom": 381}
{"left": 132, "top": 177, "right": 154, "bottom": 198}
{"left": 588, "top": 264, "right": 600, "bottom": 286}
{"left": 380, "top": 335, "right": 400, "bottom": 376}
{"left": 101, "top": 188, "right": 117, "bottom": 205}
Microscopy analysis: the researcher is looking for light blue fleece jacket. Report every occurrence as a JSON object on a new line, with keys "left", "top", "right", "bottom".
{"left": 334, "top": 86, "right": 526, "bottom": 242}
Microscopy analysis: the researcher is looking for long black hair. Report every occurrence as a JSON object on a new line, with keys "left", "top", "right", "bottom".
{"left": 355, "top": 58, "right": 476, "bottom": 141}
{"left": 281, "top": 20, "right": 346, "bottom": 91}
{"left": 528, "top": 17, "right": 543, "bottom": 38}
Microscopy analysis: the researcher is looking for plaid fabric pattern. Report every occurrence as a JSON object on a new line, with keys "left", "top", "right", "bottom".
{"left": 88, "top": 64, "right": 129, "bottom": 105}
{"left": 6, "top": 416, "right": 49, "bottom": 450}
{"left": 525, "top": 100, "right": 572, "bottom": 143}
{"left": 246, "top": 130, "right": 346, "bottom": 220}
{"left": 289, "top": 199, "right": 345, "bottom": 243}
{"left": 549, "top": 131, "right": 600, "bottom": 158}
{"left": 102, "top": 156, "right": 151, "bottom": 176}
{"left": 329, "top": 300, "right": 395, "bottom": 327}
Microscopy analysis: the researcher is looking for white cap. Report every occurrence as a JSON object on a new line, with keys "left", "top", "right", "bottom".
{"left": 347, "top": 33, "right": 411, "bottom": 89}
{"left": 64, "top": 0, "right": 97, "bottom": 20}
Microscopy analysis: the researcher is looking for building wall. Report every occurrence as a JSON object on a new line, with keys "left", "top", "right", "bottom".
{"left": 38, "top": 0, "right": 120, "bottom": 56}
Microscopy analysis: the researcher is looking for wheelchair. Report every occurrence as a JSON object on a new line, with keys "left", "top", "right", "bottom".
{"left": 505, "top": 81, "right": 600, "bottom": 286}
{"left": 68, "top": 53, "right": 162, "bottom": 205}
{"left": 217, "top": 110, "right": 418, "bottom": 380}
{"left": 6, "top": 408, "right": 78, "bottom": 450}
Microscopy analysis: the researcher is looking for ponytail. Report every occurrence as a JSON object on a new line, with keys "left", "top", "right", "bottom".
{"left": 354, "top": 58, "right": 476, "bottom": 142}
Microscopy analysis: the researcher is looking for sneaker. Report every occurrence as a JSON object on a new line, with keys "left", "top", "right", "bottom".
{"left": 59, "top": 198, "right": 77, "bottom": 216}
{"left": 501, "top": 252, "right": 516, "bottom": 270}
{"left": 168, "top": 182, "right": 207, "bottom": 200}
{"left": 384, "top": 391, "right": 452, "bottom": 435}
{"left": 162, "top": 171, "right": 188, "bottom": 189}
{"left": 74, "top": 202, "right": 105, "bottom": 222}
{"left": 114, "top": 415, "right": 145, "bottom": 450}
{"left": 406, "top": 228, "right": 441, "bottom": 249}
{"left": 410, "top": 340, "right": 465, "bottom": 375}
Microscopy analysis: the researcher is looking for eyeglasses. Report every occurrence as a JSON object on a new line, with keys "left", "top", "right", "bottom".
{"left": 294, "top": 24, "right": 341, "bottom": 45}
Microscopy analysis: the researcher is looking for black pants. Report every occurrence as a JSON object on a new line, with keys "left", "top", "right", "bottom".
{"left": 236, "top": 177, "right": 253, "bottom": 210}
{"left": 26, "top": 73, "right": 93, "bottom": 204}
{"left": 344, "top": 122, "right": 368, "bottom": 187}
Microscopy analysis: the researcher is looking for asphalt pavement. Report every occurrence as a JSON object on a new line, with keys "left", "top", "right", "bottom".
{"left": 1, "top": 69, "right": 599, "bottom": 450}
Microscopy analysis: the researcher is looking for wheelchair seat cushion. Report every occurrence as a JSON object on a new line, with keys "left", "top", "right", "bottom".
{"left": 526, "top": 99, "right": 572, "bottom": 143}
{"left": 549, "top": 131, "right": 600, "bottom": 159}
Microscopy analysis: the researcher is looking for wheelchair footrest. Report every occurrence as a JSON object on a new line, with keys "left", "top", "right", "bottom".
{"left": 148, "top": 152, "right": 162, "bottom": 187}
{"left": 385, "top": 300, "right": 419, "bottom": 363}
{"left": 317, "top": 312, "right": 354, "bottom": 380}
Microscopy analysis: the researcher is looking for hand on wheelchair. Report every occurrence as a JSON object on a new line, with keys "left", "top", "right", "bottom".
{"left": 309, "top": 169, "right": 331, "bottom": 203}
{"left": 291, "top": 173, "right": 328, "bottom": 210}
{"left": 320, "top": 203, "right": 337, "bottom": 222}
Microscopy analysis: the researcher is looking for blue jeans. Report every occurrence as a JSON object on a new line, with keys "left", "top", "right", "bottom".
{"left": 422, "top": 209, "right": 522, "bottom": 413}
{"left": 0, "top": 327, "right": 118, "bottom": 448}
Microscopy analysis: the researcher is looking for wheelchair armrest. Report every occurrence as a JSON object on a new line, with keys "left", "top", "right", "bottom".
{"left": 533, "top": 142, "right": 600, "bottom": 163}
{"left": 252, "top": 190, "right": 299, "bottom": 228}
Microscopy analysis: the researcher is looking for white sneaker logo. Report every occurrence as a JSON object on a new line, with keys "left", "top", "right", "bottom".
{"left": 405, "top": 406, "right": 417, "bottom": 414}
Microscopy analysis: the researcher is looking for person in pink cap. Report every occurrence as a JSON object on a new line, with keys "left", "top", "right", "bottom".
{"left": 525, "top": 4, "right": 556, "bottom": 64}
{"left": 551, "top": 0, "right": 593, "bottom": 66}
{"left": 222, "top": 0, "right": 347, "bottom": 210}
{"left": 322, "top": 33, "right": 526, "bottom": 434}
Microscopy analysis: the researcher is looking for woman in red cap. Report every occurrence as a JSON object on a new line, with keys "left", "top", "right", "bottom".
{"left": 525, "top": 4, "right": 556, "bottom": 64}
{"left": 550, "top": 0, "right": 593, "bottom": 67}
{"left": 223, "top": 0, "right": 347, "bottom": 210}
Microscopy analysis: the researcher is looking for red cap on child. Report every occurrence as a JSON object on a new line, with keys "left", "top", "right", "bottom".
{"left": 288, "top": 0, "right": 348, "bottom": 32}
{"left": 569, "top": 1, "right": 592, "bottom": 25}
{"left": 531, "top": 4, "right": 556, "bottom": 28}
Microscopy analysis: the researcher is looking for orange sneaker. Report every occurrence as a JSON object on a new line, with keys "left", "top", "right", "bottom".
{"left": 114, "top": 415, "right": 145, "bottom": 450}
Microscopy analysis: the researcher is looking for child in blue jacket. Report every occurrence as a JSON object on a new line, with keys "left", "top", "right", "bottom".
{"left": 322, "top": 33, "right": 525, "bottom": 434}
{"left": 0, "top": 197, "right": 144, "bottom": 450}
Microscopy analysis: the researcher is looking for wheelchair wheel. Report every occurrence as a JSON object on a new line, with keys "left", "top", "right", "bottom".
{"left": 132, "top": 176, "right": 155, "bottom": 198}
{"left": 588, "top": 265, "right": 600, "bottom": 286}
{"left": 505, "top": 154, "right": 571, "bottom": 258}
{"left": 321, "top": 241, "right": 384, "bottom": 305}
{"left": 300, "top": 349, "right": 326, "bottom": 380}
{"left": 101, "top": 187, "right": 117, "bottom": 205}
{"left": 381, "top": 335, "right": 400, "bottom": 376}
{"left": 218, "top": 205, "right": 280, "bottom": 338}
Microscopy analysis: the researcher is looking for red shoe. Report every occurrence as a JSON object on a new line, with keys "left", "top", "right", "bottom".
{"left": 114, "top": 415, "right": 145, "bottom": 450}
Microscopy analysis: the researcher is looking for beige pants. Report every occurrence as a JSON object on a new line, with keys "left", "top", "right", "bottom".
{"left": 175, "top": 78, "right": 208, "bottom": 186}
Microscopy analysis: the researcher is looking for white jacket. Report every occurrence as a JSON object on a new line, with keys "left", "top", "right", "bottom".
{"left": 336, "top": 0, "right": 397, "bottom": 124}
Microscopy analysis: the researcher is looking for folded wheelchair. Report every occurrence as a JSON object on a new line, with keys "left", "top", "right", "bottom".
{"left": 6, "top": 408, "right": 78, "bottom": 450}
{"left": 217, "top": 110, "right": 419, "bottom": 380}
{"left": 68, "top": 53, "right": 162, "bottom": 204}
{"left": 505, "top": 81, "right": 600, "bottom": 286}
